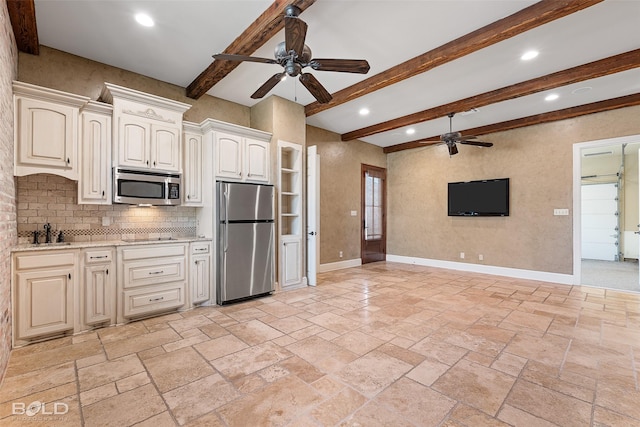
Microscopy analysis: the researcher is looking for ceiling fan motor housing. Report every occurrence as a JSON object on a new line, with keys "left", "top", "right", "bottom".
{"left": 275, "top": 41, "right": 312, "bottom": 64}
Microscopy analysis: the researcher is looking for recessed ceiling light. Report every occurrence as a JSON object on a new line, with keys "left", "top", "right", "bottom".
{"left": 406, "top": 128, "right": 416, "bottom": 135}
{"left": 359, "top": 108, "right": 370, "bottom": 116}
{"left": 545, "top": 93, "right": 559, "bottom": 101}
{"left": 521, "top": 50, "right": 539, "bottom": 61}
{"left": 135, "top": 13, "right": 154, "bottom": 27}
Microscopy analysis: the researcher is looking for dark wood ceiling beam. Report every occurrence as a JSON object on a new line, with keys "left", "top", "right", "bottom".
{"left": 383, "top": 93, "right": 640, "bottom": 154}
{"left": 343, "top": 49, "right": 640, "bottom": 142}
{"left": 7, "top": 0, "right": 39, "bottom": 55}
{"left": 305, "top": 0, "right": 603, "bottom": 117}
{"left": 186, "top": 0, "right": 316, "bottom": 99}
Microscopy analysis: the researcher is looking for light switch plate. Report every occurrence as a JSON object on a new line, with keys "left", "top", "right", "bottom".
{"left": 553, "top": 209, "right": 569, "bottom": 216}
{"left": 350, "top": 210, "right": 357, "bottom": 216}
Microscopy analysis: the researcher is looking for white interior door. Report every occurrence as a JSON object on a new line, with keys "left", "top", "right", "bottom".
{"left": 306, "top": 145, "right": 319, "bottom": 286}
{"left": 581, "top": 183, "right": 618, "bottom": 261}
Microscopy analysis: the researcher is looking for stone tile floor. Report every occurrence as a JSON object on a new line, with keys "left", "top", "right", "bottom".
{"left": 1, "top": 262, "right": 640, "bottom": 426}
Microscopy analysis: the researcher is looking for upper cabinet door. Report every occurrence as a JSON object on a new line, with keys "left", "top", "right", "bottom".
{"left": 183, "top": 131, "right": 203, "bottom": 206}
{"left": 79, "top": 109, "right": 111, "bottom": 204}
{"left": 15, "top": 97, "right": 78, "bottom": 177}
{"left": 245, "top": 138, "right": 270, "bottom": 182}
{"left": 118, "top": 119, "right": 150, "bottom": 169}
{"left": 215, "top": 132, "right": 243, "bottom": 180}
{"left": 151, "top": 125, "right": 180, "bottom": 172}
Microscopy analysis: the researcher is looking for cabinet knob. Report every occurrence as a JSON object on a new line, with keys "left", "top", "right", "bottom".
{"left": 153, "top": 161, "right": 156, "bottom": 167}
{"left": 68, "top": 273, "right": 71, "bottom": 279}
{"left": 102, "top": 190, "right": 105, "bottom": 197}
{"left": 187, "top": 195, "right": 190, "bottom": 200}
{"left": 66, "top": 158, "right": 70, "bottom": 164}
{"left": 106, "top": 268, "right": 109, "bottom": 275}
{"left": 146, "top": 160, "right": 149, "bottom": 166}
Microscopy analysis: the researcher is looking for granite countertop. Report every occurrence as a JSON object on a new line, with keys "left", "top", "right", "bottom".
{"left": 12, "top": 237, "right": 212, "bottom": 252}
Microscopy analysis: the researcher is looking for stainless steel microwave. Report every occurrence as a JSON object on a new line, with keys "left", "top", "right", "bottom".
{"left": 113, "top": 168, "right": 181, "bottom": 206}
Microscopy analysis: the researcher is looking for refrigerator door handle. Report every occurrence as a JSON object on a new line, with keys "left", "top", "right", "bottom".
{"left": 224, "top": 188, "right": 230, "bottom": 252}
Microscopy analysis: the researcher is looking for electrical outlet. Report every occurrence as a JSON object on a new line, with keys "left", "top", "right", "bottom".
{"left": 479, "top": 254, "right": 484, "bottom": 261}
{"left": 553, "top": 209, "right": 569, "bottom": 216}
{"left": 102, "top": 216, "right": 111, "bottom": 226}
{"left": 460, "top": 252, "right": 465, "bottom": 259}
{"left": 339, "top": 251, "right": 343, "bottom": 258}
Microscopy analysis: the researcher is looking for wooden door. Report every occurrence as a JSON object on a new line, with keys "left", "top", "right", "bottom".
{"left": 361, "top": 164, "right": 386, "bottom": 264}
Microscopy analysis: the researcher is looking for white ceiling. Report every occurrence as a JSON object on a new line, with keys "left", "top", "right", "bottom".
{"left": 32, "top": 0, "right": 640, "bottom": 148}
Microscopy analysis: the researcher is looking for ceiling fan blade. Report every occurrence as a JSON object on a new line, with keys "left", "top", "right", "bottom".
{"left": 285, "top": 16, "right": 308, "bottom": 57}
{"left": 448, "top": 144, "right": 459, "bottom": 156}
{"left": 299, "top": 73, "right": 332, "bottom": 104}
{"left": 213, "top": 53, "right": 278, "bottom": 65}
{"left": 251, "top": 73, "right": 286, "bottom": 99}
{"left": 460, "top": 140, "right": 493, "bottom": 147}
{"left": 310, "top": 59, "right": 371, "bottom": 74}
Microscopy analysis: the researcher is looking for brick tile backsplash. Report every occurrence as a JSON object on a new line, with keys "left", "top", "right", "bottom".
{"left": 16, "top": 175, "right": 198, "bottom": 243}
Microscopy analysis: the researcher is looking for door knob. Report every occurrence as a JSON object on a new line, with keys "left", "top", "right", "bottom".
{"left": 308, "top": 231, "right": 316, "bottom": 236}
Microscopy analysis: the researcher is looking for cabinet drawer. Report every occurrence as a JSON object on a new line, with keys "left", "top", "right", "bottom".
{"left": 122, "top": 257, "right": 185, "bottom": 288}
{"left": 123, "top": 283, "right": 185, "bottom": 319}
{"left": 191, "top": 242, "right": 211, "bottom": 255}
{"left": 84, "top": 249, "right": 113, "bottom": 264}
{"left": 15, "top": 251, "right": 75, "bottom": 270}
{"left": 120, "top": 244, "right": 186, "bottom": 261}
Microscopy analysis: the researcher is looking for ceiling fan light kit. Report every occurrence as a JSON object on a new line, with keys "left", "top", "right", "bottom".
{"left": 212, "top": 4, "right": 370, "bottom": 104}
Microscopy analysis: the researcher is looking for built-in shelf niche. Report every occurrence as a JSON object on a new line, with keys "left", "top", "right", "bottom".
{"left": 277, "top": 140, "right": 304, "bottom": 289}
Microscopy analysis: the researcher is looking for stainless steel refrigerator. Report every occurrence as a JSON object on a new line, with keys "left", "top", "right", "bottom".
{"left": 216, "top": 181, "right": 275, "bottom": 304}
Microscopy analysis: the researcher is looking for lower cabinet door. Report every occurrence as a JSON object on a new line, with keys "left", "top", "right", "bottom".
{"left": 16, "top": 267, "right": 74, "bottom": 340}
{"left": 123, "top": 283, "right": 185, "bottom": 319}
{"left": 84, "top": 264, "right": 115, "bottom": 326}
{"left": 191, "top": 254, "right": 211, "bottom": 305}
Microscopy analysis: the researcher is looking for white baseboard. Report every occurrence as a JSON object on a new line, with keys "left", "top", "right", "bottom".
{"left": 387, "top": 254, "right": 574, "bottom": 285}
{"left": 318, "top": 258, "right": 362, "bottom": 273}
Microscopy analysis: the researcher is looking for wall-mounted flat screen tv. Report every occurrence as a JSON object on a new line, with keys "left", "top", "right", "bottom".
{"left": 448, "top": 178, "right": 509, "bottom": 217}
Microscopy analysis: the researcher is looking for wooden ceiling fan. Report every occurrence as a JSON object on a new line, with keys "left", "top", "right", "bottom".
{"left": 213, "top": 5, "right": 370, "bottom": 104}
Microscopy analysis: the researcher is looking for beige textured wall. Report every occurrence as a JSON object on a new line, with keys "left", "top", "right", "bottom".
{"left": 18, "top": 46, "right": 250, "bottom": 126}
{"left": 0, "top": 0, "right": 17, "bottom": 383}
{"left": 306, "top": 125, "right": 386, "bottom": 264}
{"left": 388, "top": 105, "right": 640, "bottom": 274}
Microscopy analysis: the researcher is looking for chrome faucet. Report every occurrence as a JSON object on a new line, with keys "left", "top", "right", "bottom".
{"left": 44, "top": 223, "right": 52, "bottom": 244}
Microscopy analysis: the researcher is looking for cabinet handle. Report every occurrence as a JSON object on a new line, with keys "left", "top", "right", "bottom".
{"left": 187, "top": 195, "right": 190, "bottom": 200}
{"left": 106, "top": 268, "right": 109, "bottom": 275}
{"left": 90, "top": 255, "right": 108, "bottom": 259}
{"left": 149, "top": 296, "right": 164, "bottom": 302}
{"left": 66, "top": 158, "right": 70, "bottom": 164}
{"left": 68, "top": 273, "right": 71, "bottom": 279}
{"left": 195, "top": 248, "right": 207, "bottom": 252}
{"left": 153, "top": 161, "right": 156, "bottom": 167}
{"left": 148, "top": 270, "right": 164, "bottom": 275}
{"left": 102, "top": 190, "right": 105, "bottom": 197}
{"left": 146, "top": 160, "right": 149, "bottom": 166}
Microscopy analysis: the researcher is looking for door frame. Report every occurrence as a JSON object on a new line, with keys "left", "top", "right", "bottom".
{"left": 361, "top": 164, "right": 387, "bottom": 264}
{"left": 573, "top": 134, "right": 640, "bottom": 285}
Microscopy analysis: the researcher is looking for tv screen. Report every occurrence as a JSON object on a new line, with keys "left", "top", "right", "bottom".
{"left": 448, "top": 178, "right": 509, "bottom": 217}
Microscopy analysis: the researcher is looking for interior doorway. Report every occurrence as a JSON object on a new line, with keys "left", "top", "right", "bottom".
{"left": 361, "top": 164, "right": 386, "bottom": 264}
{"left": 574, "top": 135, "right": 640, "bottom": 292}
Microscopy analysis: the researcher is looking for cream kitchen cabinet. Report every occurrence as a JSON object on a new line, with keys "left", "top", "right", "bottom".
{"left": 210, "top": 123, "right": 271, "bottom": 183}
{"left": 101, "top": 83, "right": 191, "bottom": 173}
{"left": 190, "top": 241, "right": 212, "bottom": 305}
{"left": 183, "top": 122, "right": 204, "bottom": 206}
{"left": 80, "top": 248, "right": 116, "bottom": 330}
{"left": 116, "top": 242, "right": 187, "bottom": 323}
{"left": 13, "top": 81, "right": 90, "bottom": 180}
{"left": 79, "top": 101, "right": 112, "bottom": 204}
{"left": 12, "top": 249, "right": 79, "bottom": 347}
